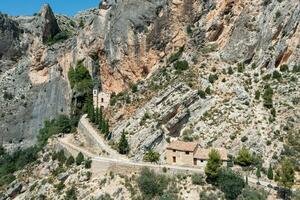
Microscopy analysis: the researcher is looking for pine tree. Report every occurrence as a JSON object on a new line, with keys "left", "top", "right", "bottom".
{"left": 100, "top": 119, "right": 106, "bottom": 133}
{"left": 205, "top": 149, "right": 222, "bottom": 180}
{"left": 118, "top": 131, "right": 129, "bottom": 154}
{"left": 267, "top": 165, "right": 273, "bottom": 180}
{"left": 278, "top": 159, "right": 295, "bottom": 199}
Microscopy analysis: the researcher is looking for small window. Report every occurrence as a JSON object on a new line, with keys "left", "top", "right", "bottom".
{"left": 201, "top": 160, "right": 204, "bottom": 163}
{"left": 173, "top": 149, "right": 176, "bottom": 152}
{"left": 101, "top": 98, "right": 104, "bottom": 103}
{"left": 173, "top": 156, "right": 176, "bottom": 163}
{"left": 185, "top": 151, "right": 189, "bottom": 155}
{"left": 193, "top": 158, "right": 197, "bottom": 165}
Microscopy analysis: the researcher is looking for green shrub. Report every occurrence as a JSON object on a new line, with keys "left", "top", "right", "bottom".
{"left": 293, "top": 65, "right": 300, "bottom": 73}
{"left": 0, "top": 174, "right": 15, "bottom": 187}
{"left": 241, "top": 136, "right": 248, "bottom": 142}
{"left": 143, "top": 150, "right": 160, "bottom": 163}
{"left": 217, "top": 168, "right": 245, "bottom": 200}
{"left": 280, "top": 64, "right": 289, "bottom": 72}
{"left": 168, "top": 46, "right": 184, "bottom": 63}
{"left": 191, "top": 173, "right": 205, "bottom": 185}
{"left": 198, "top": 90, "right": 206, "bottom": 99}
{"left": 235, "top": 146, "right": 253, "bottom": 167}
{"left": 65, "top": 186, "right": 77, "bottom": 200}
{"left": 262, "top": 84, "right": 273, "bottom": 109}
{"left": 54, "top": 182, "right": 65, "bottom": 192}
{"left": 272, "top": 70, "right": 281, "bottom": 80}
{"left": 84, "top": 159, "right": 92, "bottom": 169}
{"left": 76, "top": 152, "right": 84, "bottom": 166}
{"left": 237, "top": 63, "right": 245, "bottom": 73}
{"left": 45, "top": 31, "right": 69, "bottom": 45}
{"left": 262, "top": 74, "right": 271, "bottom": 81}
{"left": 174, "top": 60, "right": 189, "bottom": 72}
{"left": 208, "top": 74, "right": 218, "bottom": 84}
{"left": 3, "top": 91, "right": 14, "bottom": 100}
{"left": 205, "top": 87, "right": 212, "bottom": 95}
{"left": 255, "top": 90, "right": 260, "bottom": 100}
{"left": 131, "top": 84, "right": 138, "bottom": 93}
{"left": 228, "top": 66, "right": 234, "bottom": 75}
{"left": 137, "top": 167, "right": 169, "bottom": 198}
{"left": 37, "top": 115, "right": 73, "bottom": 147}
{"left": 239, "top": 186, "right": 267, "bottom": 200}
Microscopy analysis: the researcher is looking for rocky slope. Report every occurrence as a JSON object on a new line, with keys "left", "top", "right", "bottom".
{"left": 0, "top": 0, "right": 299, "bottom": 187}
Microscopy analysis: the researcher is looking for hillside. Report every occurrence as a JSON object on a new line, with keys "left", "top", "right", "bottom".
{"left": 0, "top": 0, "right": 299, "bottom": 199}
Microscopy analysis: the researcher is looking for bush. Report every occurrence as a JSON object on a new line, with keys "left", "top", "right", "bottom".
{"left": 65, "top": 186, "right": 77, "bottom": 200}
{"left": 168, "top": 46, "right": 184, "bottom": 63}
{"left": 262, "top": 84, "right": 273, "bottom": 109}
{"left": 131, "top": 84, "right": 138, "bottom": 93}
{"left": 235, "top": 146, "right": 253, "bottom": 167}
{"left": 37, "top": 115, "right": 73, "bottom": 147}
{"left": 228, "top": 66, "right": 234, "bottom": 75}
{"left": 143, "top": 150, "right": 160, "bottom": 163}
{"left": 205, "top": 87, "right": 211, "bottom": 95}
{"left": 241, "top": 136, "right": 248, "bottom": 142}
{"left": 267, "top": 165, "right": 273, "bottom": 180}
{"left": 280, "top": 64, "right": 289, "bottom": 72}
{"left": 208, "top": 74, "right": 218, "bottom": 84}
{"left": 0, "top": 174, "right": 15, "bottom": 187}
{"left": 84, "top": 159, "right": 92, "bottom": 169}
{"left": 217, "top": 168, "right": 245, "bottom": 200}
{"left": 174, "top": 60, "right": 189, "bottom": 72}
{"left": 237, "top": 63, "right": 245, "bottom": 73}
{"left": 255, "top": 90, "right": 260, "bottom": 100}
{"left": 45, "top": 31, "right": 69, "bottom": 45}
{"left": 53, "top": 150, "right": 66, "bottom": 164}
{"left": 272, "top": 70, "right": 281, "bottom": 80}
{"left": 292, "top": 65, "right": 300, "bottom": 73}
{"left": 137, "top": 167, "right": 169, "bottom": 198}
{"left": 239, "top": 186, "right": 267, "bottom": 200}
{"left": 191, "top": 173, "right": 205, "bottom": 185}
{"left": 54, "top": 182, "right": 65, "bottom": 192}
{"left": 198, "top": 90, "right": 206, "bottom": 99}
{"left": 76, "top": 152, "right": 84, "bottom": 166}
{"left": 3, "top": 91, "right": 14, "bottom": 100}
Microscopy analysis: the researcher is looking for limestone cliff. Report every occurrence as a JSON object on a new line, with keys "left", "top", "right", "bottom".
{"left": 0, "top": 0, "right": 299, "bottom": 170}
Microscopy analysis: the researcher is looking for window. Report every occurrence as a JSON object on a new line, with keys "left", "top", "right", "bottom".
{"left": 185, "top": 151, "right": 189, "bottom": 155}
{"left": 193, "top": 158, "right": 197, "bottom": 165}
{"left": 173, "top": 149, "right": 176, "bottom": 152}
{"left": 173, "top": 156, "right": 176, "bottom": 163}
{"left": 101, "top": 98, "right": 104, "bottom": 103}
{"left": 201, "top": 160, "right": 203, "bottom": 162}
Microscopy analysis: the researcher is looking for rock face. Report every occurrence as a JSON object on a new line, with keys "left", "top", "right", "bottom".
{"left": 40, "top": 4, "right": 61, "bottom": 42}
{"left": 0, "top": 13, "right": 23, "bottom": 61}
{"left": 0, "top": 0, "right": 299, "bottom": 171}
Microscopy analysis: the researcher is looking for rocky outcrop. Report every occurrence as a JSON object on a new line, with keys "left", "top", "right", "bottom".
{"left": 0, "top": 13, "right": 23, "bottom": 62}
{"left": 39, "top": 4, "right": 61, "bottom": 42}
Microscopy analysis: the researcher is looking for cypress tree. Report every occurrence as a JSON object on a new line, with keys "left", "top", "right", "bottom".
{"left": 95, "top": 107, "right": 99, "bottom": 124}
{"left": 99, "top": 108, "right": 103, "bottom": 125}
{"left": 267, "top": 165, "right": 273, "bottom": 180}
{"left": 118, "top": 131, "right": 129, "bottom": 154}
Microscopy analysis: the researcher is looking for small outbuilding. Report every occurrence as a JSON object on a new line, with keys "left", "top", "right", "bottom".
{"left": 166, "top": 140, "right": 228, "bottom": 168}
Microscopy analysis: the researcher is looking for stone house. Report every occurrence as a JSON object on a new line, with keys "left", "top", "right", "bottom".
{"left": 166, "top": 140, "right": 228, "bottom": 167}
{"left": 93, "top": 87, "right": 110, "bottom": 109}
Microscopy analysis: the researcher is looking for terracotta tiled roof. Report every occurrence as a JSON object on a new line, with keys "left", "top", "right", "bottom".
{"left": 167, "top": 141, "right": 198, "bottom": 152}
{"left": 194, "top": 148, "right": 228, "bottom": 161}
